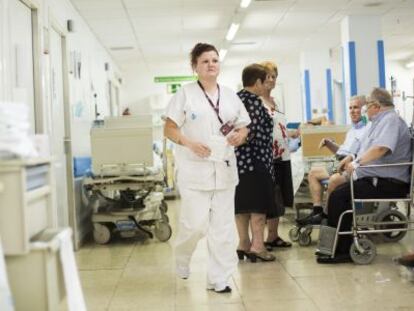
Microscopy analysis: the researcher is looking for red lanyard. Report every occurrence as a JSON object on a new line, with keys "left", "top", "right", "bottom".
{"left": 197, "top": 80, "right": 223, "bottom": 124}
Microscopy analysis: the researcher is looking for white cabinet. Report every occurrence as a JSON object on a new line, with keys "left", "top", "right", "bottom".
{"left": 0, "top": 158, "right": 54, "bottom": 255}
{"left": 6, "top": 229, "right": 66, "bottom": 311}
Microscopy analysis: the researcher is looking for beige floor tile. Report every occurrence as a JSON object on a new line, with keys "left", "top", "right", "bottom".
{"left": 237, "top": 281, "right": 307, "bottom": 301}
{"left": 73, "top": 199, "right": 414, "bottom": 311}
{"left": 295, "top": 272, "right": 414, "bottom": 311}
{"left": 244, "top": 299, "right": 319, "bottom": 311}
{"left": 176, "top": 303, "right": 247, "bottom": 311}
{"left": 109, "top": 284, "right": 175, "bottom": 310}
{"left": 78, "top": 270, "right": 122, "bottom": 310}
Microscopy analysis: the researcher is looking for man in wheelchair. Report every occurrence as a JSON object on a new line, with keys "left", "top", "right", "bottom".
{"left": 298, "top": 95, "right": 368, "bottom": 225}
{"left": 317, "top": 87, "right": 412, "bottom": 264}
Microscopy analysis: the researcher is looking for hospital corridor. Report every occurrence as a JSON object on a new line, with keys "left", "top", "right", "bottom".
{"left": 1, "top": 0, "right": 414, "bottom": 310}
{"left": 73, "top": 204, "right": 414, "bottom": 310}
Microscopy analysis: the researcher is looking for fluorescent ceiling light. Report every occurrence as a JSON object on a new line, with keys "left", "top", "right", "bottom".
{"left": 406, "top": 61, "right": 414, "bottom": 69}
{"left": 240, "top": 0, "right": 252, "bottom": 8}
{"left": 219, "top": 49, "right": 228, "bottom": 62}
{"left": 226, "top": 23, "right": 240, "bottom": 41}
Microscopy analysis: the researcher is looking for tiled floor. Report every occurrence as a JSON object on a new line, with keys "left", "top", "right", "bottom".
{"left": 71, "top": 200, "right": 414, "bottom": 311}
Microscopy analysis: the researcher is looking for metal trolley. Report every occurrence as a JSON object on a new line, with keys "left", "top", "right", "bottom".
{"left": 84, "top": 116, "right": 173, "bottom": 244}
{"left": 83, "top": 168, "right": 172, "bottom": 245}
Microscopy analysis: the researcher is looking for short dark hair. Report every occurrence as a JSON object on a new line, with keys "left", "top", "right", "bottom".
{"left": 242, "top": 64, "right": 267, "bottom": 87}
{"left": 369, "top": 87, "right": 394, "bottom": 107}
{"left": 190, "top": 43, "right": 219, "bottom": 68}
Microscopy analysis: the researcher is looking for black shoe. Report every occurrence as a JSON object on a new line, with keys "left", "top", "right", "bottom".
{"left": 264, "top": 237, "right": 292, "bottom": 250}
{"left": 215, "top": 286, "right": 232, "bottom": 293}
{"left": 236, "top": 249, "right": 248, "bottom": 260}
{"left": 296, "top": 212, "right": 316, "bottom": 225}
{"left": 316, "top": 253, "right": 352, "bottom": 264}
{"left": 301, "top": 213, "right": 327, "bottom": 226}
{"left": 247, "top": 251, "right": 276, "bottom": 263}
{"left": 208, "top": 285, "right": 232, "bottom": 293}
{"left": 397, "top": 255, "right": 414, "bottom": 268}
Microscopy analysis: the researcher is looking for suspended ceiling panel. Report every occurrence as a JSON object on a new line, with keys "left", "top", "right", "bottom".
{"left": 69, "top": 0, "right": 414, "bottom": 78}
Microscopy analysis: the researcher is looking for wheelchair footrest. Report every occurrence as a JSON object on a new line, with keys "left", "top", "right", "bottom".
{"left": 317, "top": 225, "right": 337, "bottom": 256}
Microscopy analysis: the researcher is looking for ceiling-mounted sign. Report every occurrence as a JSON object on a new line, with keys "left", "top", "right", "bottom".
{"left": 167, "top": 83, "right": 182, "bottom": 94}
{"left": 154, "top": 75, "right": 197, "bottom": 83}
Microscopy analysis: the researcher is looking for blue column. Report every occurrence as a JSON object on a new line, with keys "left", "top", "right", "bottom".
{"left": 304, "top": 70, "right": 312, "bottom": 121}
{"left": 377, "top": 40, "right": 386, "bottom": 88}
{"left": 326, "top": 69, "right": 333, "bottom": 121}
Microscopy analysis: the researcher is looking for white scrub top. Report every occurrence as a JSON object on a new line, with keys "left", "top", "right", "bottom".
{"left": 166, "top": 82, "right": 251, "bottom": 191}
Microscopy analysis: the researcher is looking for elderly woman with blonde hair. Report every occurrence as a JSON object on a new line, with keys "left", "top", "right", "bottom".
{"left": 260, "top": 61, "right": 294, "bottom": 250}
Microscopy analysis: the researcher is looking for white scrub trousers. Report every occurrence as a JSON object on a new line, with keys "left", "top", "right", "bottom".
{"left": 175, "top": 187, "right": 238, "bottom": 289}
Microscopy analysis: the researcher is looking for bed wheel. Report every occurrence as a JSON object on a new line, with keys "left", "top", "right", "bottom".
{"left": 155, "top": 222, "right": 172, "bottom": 242}
{"left": 93, "top": 223, "right": 112, "bottom": 244}
{"left": 350, "top": 238, "right": 376, "bottom": 265}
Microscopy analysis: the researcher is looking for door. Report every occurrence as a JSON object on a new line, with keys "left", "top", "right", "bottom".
{"left": 107, "top": 80, "right": 119, "bottom": 116}
{"left": 49, "top": 27, "right": 69, "bottom": 226}
{"left": 9, "top": 0, "right": 36, "bottom": 133}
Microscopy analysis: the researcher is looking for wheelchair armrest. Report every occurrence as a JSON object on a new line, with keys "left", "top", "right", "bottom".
{"left": 358, "top": 162, "right": 413, "bottom": 169}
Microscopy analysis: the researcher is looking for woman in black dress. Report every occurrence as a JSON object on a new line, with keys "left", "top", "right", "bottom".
{"left": 235, "top": 64, "right": 275, "bottom": 262}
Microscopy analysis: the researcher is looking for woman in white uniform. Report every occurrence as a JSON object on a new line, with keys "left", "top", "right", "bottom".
{"left": 164, "top": 43, "right": 250, "bottom": 293}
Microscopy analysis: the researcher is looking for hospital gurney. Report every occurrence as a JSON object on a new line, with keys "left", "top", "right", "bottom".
{"left": 83, "top": 116, "right": 172, "bottom": 244}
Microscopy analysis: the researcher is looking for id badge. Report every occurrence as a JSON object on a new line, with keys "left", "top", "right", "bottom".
{"left": 219, "top": 121, "right": 235, "bottom": 136}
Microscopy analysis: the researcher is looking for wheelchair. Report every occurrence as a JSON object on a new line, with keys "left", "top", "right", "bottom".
{"left": 289, "top": 159, "right": 338, "bottom": 246}
{"left": 316, "top": 160, "right": 414, "bottom": 265}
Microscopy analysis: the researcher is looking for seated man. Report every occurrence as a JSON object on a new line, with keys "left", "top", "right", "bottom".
{"left": 298, "top": 96, "right": 367, "bottom": 225}
{"left": 317, "top": 87, "right": 412, "bottom": 264}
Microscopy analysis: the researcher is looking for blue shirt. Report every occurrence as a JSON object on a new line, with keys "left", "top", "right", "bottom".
{"left": 356, "top": 109, "right": 411, "bottom": 183}
{"left": 337, "top": 119, "right": 368, "bottom": 157}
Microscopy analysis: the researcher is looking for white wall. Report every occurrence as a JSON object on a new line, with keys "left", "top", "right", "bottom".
{"left": 122, "top": 60, "right": 303, "bottom": 127}
{"left": 0, "top": 0, "right": 123, "bottom": 246}
{"left": 0, "top": 0, "right": 122, "bottom": 156}
{"left": 386, "top": 60, "right": 414, "bottom": 124}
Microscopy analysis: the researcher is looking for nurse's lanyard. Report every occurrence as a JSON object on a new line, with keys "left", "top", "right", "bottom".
{"left": 197, "top": 80, "right": 231, "bottom": 167}
{"left": 197, "top": 80, "right": 223, "bottom": 124}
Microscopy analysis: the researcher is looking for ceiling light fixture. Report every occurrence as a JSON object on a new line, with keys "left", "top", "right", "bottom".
{"left": 406, "top": 61, "right": 414, "bottom": 69}
{"left": 226, "top": 23, "right": 240, "bottom": 41}
{"left": 110, "top": 46, "right": 134, "bottom": 51}
{"left": 240, "top": 0, "right": 252, "bottom": 8}
{"left": 219, "top": 49, "right": 228, "bottom": 62}
{"left": 363, "top": 1, "right": 383, "bottom": 7}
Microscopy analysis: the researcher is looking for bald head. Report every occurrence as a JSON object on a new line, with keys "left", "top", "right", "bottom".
{"left": 368, "top": 88, "right": 394, "bottom": 107}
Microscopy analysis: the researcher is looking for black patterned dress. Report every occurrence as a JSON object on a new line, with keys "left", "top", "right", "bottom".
{"left": 235, "top": 89, "right": 275, "bottom": 216}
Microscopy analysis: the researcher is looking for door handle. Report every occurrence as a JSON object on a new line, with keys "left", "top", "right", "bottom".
{"left": 64, "top": 138, "right": 71, "bottom": 154}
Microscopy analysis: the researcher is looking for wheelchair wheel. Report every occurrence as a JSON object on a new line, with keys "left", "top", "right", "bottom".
{"left": 375, "top": 210, "right": 408, "bottom": 242}
{"left": 298, "top": 232, "right": 312, "bottom": 246}
{"left": 350, "top": 238, "right": 376, "bottom": 265}
{"left": 155, "top": 221, "right": 172, "bottom": 242}
{"left": 289, "top": 227, "right": 300, "bottom": 242}
{"left": 93, "top": 223, "right": 112, "bottom": 244}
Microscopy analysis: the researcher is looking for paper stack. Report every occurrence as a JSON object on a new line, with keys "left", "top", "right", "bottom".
{"left": 0, "top": 102, "right": 38, "bottom": 159}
